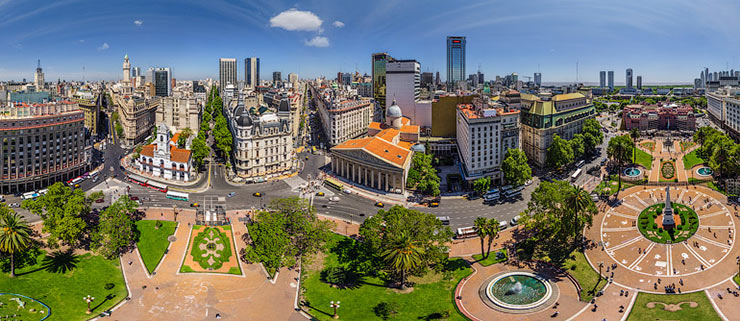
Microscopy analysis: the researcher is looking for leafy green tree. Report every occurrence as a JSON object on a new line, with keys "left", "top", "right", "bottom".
{"left": 359, "top": 206, "right": 452, "bottom": 278}
{"left": 92, "top": 196, "right": 139, "bottom": 259}
{"left": 607, "top": 135, "right": 633, "bottom": 192}
{"left": 0, "top": 206, "right": 33, "bottom": 277}
{"left": 242, "top": 197, "right": 334, "bottom": 275}
{"left": 630, "top": 128, "right": 640, "bottom": 162}
{"left": 581, "top": 118, "right": 604, "bottom": 156}
{"left": 473, "top": 217, "right": 488, "bottom": 258}
{"left": 115, "top": 122, "right": 124, "bottom": 138}
{"left": 546, "top": 135, "right": 574, "bottom": 169}
{"left": 564, "top": 185, "right": 595, "bottom": 241}
{"left": 213, "top": 114, "right": 233, "bottom": 160}
{"left": 177, "top": 127, "right": 193, "bottom": 148}
{"left": 381, "top": 231, "right": 424, "bottom": 289}
{"left": 709, "top": 136, "right": 739, "bottom": 179}
{"left": 486, "top": 218, "right": 500, "bottom": 257}
{"left": 472, "top": 177, "right": 491, "bottom": 196}
{"left": 407, "top": 153, "right": 440, "bottom": 196}
{"left": 571, "top": 134, "right": 585, "bottom": 160}
{"left": 502, "top": 148, "right": 531, "bottom": 186}
{"left": 191, "top": 136, "right": 209, "bottom": 168}
{"left": 22, "top": 183, "right": 92, "bottom": 248}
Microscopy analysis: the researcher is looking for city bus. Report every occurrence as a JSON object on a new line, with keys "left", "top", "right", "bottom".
{"left": 147, "top": 180, "right": 168, "bottom": 193}
{"left": 324, "top": 177, "right": 343, "bottom": 191}
{"left": 504, "top": 186, "right": 524, "bottom": 199}
{"left": 21, "top": 191, "right": 40, "bottom": 200}
{"left": 455, "top": 226, "right": 478, "bottom": 239}
{"left": 165, "top": 191, "right": 189, "bottom": 201}
{"left": 571, "top": 168, "right": 583, "bottom": 181}
{"left": 128, "top": 174, "right": 149, "bottom": 187}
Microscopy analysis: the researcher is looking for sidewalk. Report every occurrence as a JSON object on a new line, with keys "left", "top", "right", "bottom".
{"left": 120, "top": 153, "right": 205, "bottom": 187}
{"left": 322, "top": 171, "right": 410, "bottom": 206}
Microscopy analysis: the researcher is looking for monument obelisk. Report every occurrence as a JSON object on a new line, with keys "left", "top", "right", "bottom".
{"left": 662, "top": 186, "right": 675, "bottom": 229}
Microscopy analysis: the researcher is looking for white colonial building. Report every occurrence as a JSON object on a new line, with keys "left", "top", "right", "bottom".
{"left": 137, "top": 123, "right": 194, "bottom": 181}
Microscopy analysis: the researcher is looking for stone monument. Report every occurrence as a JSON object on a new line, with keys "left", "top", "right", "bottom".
{"left": 662, "top": 186, "right": 675, "bottom": 229}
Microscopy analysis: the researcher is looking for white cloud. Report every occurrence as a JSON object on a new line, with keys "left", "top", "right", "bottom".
{"left": 134, "top": 20, "right": 143, "bottom": 26}
{"left": 304, "top": 36, "right": 329, "bottom": 47}
{"left": 270, "top": 8, "right": 323, "bottom": 31}
{"left": 332, "top": 21, "right": 344, "bottom": 28}
{"left": 78, "top": 39, "right": 85, "bottom": 43}
{"left": 97, "top": 42, "right": 109, "bottom": 51}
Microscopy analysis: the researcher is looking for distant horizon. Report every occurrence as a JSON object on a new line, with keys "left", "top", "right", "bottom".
{"left": 2, "top": 0, "right": 740, "bottom": 83}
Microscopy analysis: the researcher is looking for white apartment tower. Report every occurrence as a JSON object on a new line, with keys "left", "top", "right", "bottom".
{"left": 385, "top": 59, "right": 432, "bottom": 127}
{"left": 219, "top": 58, "right": 237, "bottom": 90}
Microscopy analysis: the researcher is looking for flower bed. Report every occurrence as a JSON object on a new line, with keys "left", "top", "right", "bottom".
{"left": 661, "top": 160, "right": 675, "bottom": 180}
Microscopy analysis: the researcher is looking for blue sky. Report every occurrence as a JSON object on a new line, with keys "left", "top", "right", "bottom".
{"left": 2, "top": 0, "right": 740, "bottom": 83}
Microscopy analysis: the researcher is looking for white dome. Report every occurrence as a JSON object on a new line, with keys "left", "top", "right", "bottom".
{"left": 387, "top": 102, "right": 402, "bottom": 118}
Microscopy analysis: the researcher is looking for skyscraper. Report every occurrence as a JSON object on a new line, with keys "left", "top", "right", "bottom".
{"left": 599, "top": 71, "right": 606, "bottom": 88}
{"left": 386, "top": 59, "right": 432, "bottom": 127}
{"left": 244, "top": 57, "right": 259, "bottom": 88}
{"left": 34, "top": 59, "right": 44, "bottom": 90}
{"left": 636, "top": 76, "right": 642, "bottom": 89}
{"left": 534, "top": 73, "right": 542, "bottom": 87}
{"left": 372, "top": 52, "right": 395, "bottom": 111}
{"left": 421, "top": 72, "right": 434, "bottom": 87}
{"left": 273, "top": 71, "right": 282, "bottom": 83}
{"left": 626, "top": 68, "right": 633, "bottom": 89}
{"left": 477, "top": 71, "right": 485, "bottom": 84}
{"left": 219, "top": 58, "right": 237, "bottom": 90}
{"left": 446, "top": 36, "right": 466, "bottom": 89}
{"left": 608, "top": 71, "right": 614, "bottom": 89}
{"left": 435, "top": 71, "right": 441, "bottom": 85}
{"left": 154, "top": 67, "right": 172, "bottom": 97}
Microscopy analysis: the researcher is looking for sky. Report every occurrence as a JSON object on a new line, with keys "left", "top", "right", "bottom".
{"left": 2, "top": 0, "right": 740, "bottom": 84}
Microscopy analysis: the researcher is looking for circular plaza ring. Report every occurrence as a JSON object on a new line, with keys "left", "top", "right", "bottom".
{"left": 697, "top": 167, "right": 713, "bottom": 177}
{"left": 481, "top": 271, "right": 555, "bottom": 313}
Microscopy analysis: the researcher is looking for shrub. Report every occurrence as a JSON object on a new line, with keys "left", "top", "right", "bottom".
{"left": 374, "top": 302, "right": 399, "bottom": 320}
{"left": 658, "top": 228, "right": 663, "bottom": 233}
{"left": 155, "top": 220, "right": 163, "bottom": 229}
{"left": 652, "top": 223, "right": 658, "bottom": 229}
{"left": 570, "top": 264, "right": 577, "bottom": 271}
{"left": 104, "top": 283, "right": 115, "bottom": 290}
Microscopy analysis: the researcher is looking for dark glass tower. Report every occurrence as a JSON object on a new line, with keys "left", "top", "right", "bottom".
{"left": 446, "top": 36, "right": 466, "bottom": 89}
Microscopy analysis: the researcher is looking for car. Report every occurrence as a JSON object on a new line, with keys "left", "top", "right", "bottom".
{"left": 316, "top": 191, "right": 325, "bottom": 196}
{"left": 130, "top": 196, "right": 139, "bottom": 201}
{"left": 13, "top": 192, "right": 22, "bottom": 197}
{"left": 343, "top": 189, "right": 351, "bottom": 194}
{"left": 329, "top": 196, "right": 340, "bottom": 202}
{"left": 429, "top": 201, "right": 439, "bottom": 207}
{"left": 525, "top": 179, "right": 533, "bottom": 186}
{"left": 9, "top": 203, "right": 20, "bottom": 208}
{"left": 191, "top": 202, "right": 200, "bottom": 207}
{"left": 253, "top": 192, "right": 262, "bottom": 197}
{"left": 510, "top": 215, "right": 521, "bottom": 226}
{"left": 466, "top": 194, "right": 480, "bottom": 200}
{"left": 95, "top": 198, "right": 105, "bottom": 203}
{"left": 304, "top": 156, "right": 309, "bottom": 160}
{"left": 227, "top": 192, "right": 236, "bottom": 198}
{"left": 375, "top": 202, "right": 384, "bottom": 207}
{"left": 498, "top": 220, "right": 508, "bottom": 230}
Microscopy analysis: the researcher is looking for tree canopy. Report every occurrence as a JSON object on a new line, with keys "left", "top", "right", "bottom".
{"left": 546, "top": 134, "right": 574, "bottom": 169}
{"left": 407, "top": 152, "right": 440, "bottom": 196}
{"left": 22, "top": 182, "right": 93, "bottom": 248}
{"left": 502, "top": 148, "right": 531, "bottom": 186}
{"left": 472, "top": 177, "right": 491, "bottom": 196}
{"left": 92, "top": 196, "right": 139, "bottom": 259}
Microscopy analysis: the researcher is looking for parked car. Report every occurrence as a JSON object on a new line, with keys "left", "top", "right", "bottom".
{"left": 498, "top": 220, "right": 508, "bottom": 230}
{"left": 95, "top": 198, "right": 105, "bottom": 203}
{"left": 9, "top": 203, "right": 20, "bottom": 208}
{"left": 329, "top": 196, "right": 340, "bottom": 202}
{"left": 130, "top": 196, "right": 139, "bottom": 201}
{"left": 343, "top": 189, "right": 351, "bottom": 194}
{"left": 510, "top": 215, "right": 521, "bottom": 226}
{"left": 374, "top": 202, "right": 384, "bottom": 207}
{"left": 227, "top": 192, "right": 236, "bottom": 198}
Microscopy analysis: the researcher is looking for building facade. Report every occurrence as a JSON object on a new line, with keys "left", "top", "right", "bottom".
{"left": 34, "top": 60, "right": 45, "bottom": 90}
{"left": 228, "top": 106, "right": 295, "bottom": 181}
{"left": 520, "top": 93, "right": 596, "bottom": 167}
{"left": 244, "top": 57, "right": 259, "bottom": 88}
{"left": 372, "top": 52, "right": 394, "bottom": 112}
{"left": 0, "top": 101, "right": 90, "bottom": 194}
{"left": 330, "top": 102, "right": 419, "bottom": 194}
{"left": 273, "top": 71, "right": 282, "bottom": 83}
{"left": 622, "top": 104, "right": 695, "bottom": 132}
{"left": 118, "top": 96, "right": 159, "bottom": 147}
{"left": 626, "top": 68, "right": 633, "bottom": 89}
{"left": 446, "top": 36, "right": 466, "bottom": 89}
{"left": 385, "top": 60, "right": 432, "bottom": 128}
{"left": 137, "top": 123, "right": 193, "bottom": 181}
{"left": 314, "top": 90, "right": 374, "bottom": 146}
{"left": 154, "top": 68, "right": 172, "bottom": 97}
{"left": 608, "top": 71, "right": 614, "bottom": 89}
{"left": 600, "top": 71, "right": 606, "bottom": 88}
{"left": 219, "top": 58, "right": 237, "bottom": 90}
{"left": 456, "top": 98, "right": 520, "bottom": 183}
{"left": 156, "top": 96, "right": 201, "bottom": 133}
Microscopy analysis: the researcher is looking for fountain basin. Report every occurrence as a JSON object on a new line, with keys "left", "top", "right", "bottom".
{"left": 697, "top": 167, "right": 713, "bottom": 177}
{"left": 485, "top": 272, "right": 552, "bottom": 310}
{"left": 624, "top": 167, "right": 642, "bottom": 178}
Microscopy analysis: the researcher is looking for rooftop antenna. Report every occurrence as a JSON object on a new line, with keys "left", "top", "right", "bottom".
{"left": 538, "top": 64, "right": 540, "bottom": 73}
{"left": 575, "top": 60, "right": 579, "bottom": 83}
{"left": 37, "top": 59, "right": 41, "bottom": 69}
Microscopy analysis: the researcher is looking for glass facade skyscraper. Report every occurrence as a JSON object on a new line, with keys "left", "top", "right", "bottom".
{"left": 446, "top": 36, "right": 466, "bottom": 89}
{"left": 245, "top": 57, "right": 260, "bottom": 88}
{"left": 372, "top": 52, "right": 394, "bottom": 111}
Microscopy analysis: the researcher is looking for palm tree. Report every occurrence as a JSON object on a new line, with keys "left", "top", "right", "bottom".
{"left": 0, "top": 211, "right": 33, "bottom": 278}
{"left": 381, "top": 232, "right": 425, "bottom": 290}
{"left": 630, "top": 128, "right": 640, "bottom": 164}
{"left": 566, "top": 186, "right": 591, "bottom": 244}
{"left": 473, "top": 217, "right": 488, "bottom": 258}
{"left": 486, "top": 218, "right": 501, "bottom": 258}
{"left": 608, "top": 135, "right": 633, "bottom": 193}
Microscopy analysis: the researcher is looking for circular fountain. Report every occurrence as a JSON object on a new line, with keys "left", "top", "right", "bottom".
{"left": 484, "top": 272, "right": 553, "bottom": 311}
{"left": 624, "top": 167, "right": 643, "bottom": 178}
{"left": 697, "top": 167, "right": 713, "bottom": 177}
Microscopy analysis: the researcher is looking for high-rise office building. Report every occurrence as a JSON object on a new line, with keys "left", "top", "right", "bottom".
{"left": 636, "top": 76, "right": 642, "bottom": 89}
{"left": 273, "top": 71, "right": 282, "bottom": 83}
{"left": 608, "top": 71, "right": 614, "bottom": 89}
{"left": 219, "top": 58, "right": 237, "bottom": 89}
{"left": 534, "top": 72, "right": 542, "bottom": 87}
{"left": 34, "top": 60, "right": 44, "bottom": 90}
{"left": 446, "top": 36, "right": 466, "bottom": 89}
{"left": 478, "top": 71, "right": 485, "bottom": 84}
{"left": 599, "top": 71, "right": 606, "bottom": 88}
{"left": 372, "top": 52, "right": 395, "bottom": 111}
{"left": 421, "top": 72, "right": 434, "bottom": 87}
{"left": 244, "top": 57, "right": 259, "bottom": 88}
{"left": 626, "top": 68, "right": 633, "bottom": 89}
{"left": 154, "top": 67, "right": 172, "bottom": 97}
{"left": 341, "top": 73, "right": 352, "bottom": 85}
{"left": 435, "top": 71, "right": 441, "bottom": 85}
{"left": 288, "top": 73, "right": 298, "bottom": 85}
{"left": 386, "top": 59, "right": 432, "bottom": 127}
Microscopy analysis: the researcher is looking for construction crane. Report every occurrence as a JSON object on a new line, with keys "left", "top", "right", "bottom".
{"left": 522, "top": 76, "right": 533, "bottom": 81}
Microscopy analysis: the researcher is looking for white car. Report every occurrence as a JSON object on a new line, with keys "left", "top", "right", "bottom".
{"left": 329, "top": 196, "right": 340, "bottom": 202}
{"left": 342, "top": 189, "right": 351, "bottom": 194}
{"left": 510, "top": 215, "right": 521, "bottom": 226}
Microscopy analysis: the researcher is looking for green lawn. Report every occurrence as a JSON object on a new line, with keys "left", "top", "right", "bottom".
{"left": 627, "top": 292, "right": 721, "bottom": 321}
{"left": 472, "top": 249, "right": 508, "bottom": 266}
{"left": 0, "top": 251, "right": 127, "bottom": 321}
{"left": 633, "top": 147, "right": 653, "bottom": 169}
{"left": 302, "top": 234, "right": 472, "bottom": 320}
{"left": 135, "top": 220, "right": 178, "bottom": 274}
{"left": 638, "top": 204, "right": 698, "bottom": 243}
{"left": 562, "top": 251, "right": 605, "bottom": 302}
{"left": 596, "top": 174, "right": 644, "bottom": 196}
{"left": 683, "top": 150, "right": 705, "bottom": 170}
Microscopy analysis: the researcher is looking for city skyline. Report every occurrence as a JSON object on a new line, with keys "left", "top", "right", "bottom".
{"left": 2, "top": 0, "right": 740, "bottom": 83}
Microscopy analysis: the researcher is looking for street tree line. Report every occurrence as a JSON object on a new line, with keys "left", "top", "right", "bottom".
{"left": 472, "top": 148, "right": 532, "bottom": 195}
{"left": 694, "top": 127, "right": 740, "bottom": 181}
{"left": 546, "top": 118, "right": 604, "bottom": 170}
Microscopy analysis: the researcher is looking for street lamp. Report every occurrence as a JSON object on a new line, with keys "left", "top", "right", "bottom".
{"left": 84, "top": 295, "right": 95, "bottom": 314}
{"left": 330, "top": 301, "right": 341, "bottom": 319}
{"left": 597, "top": 261, "right": 604, "bottom": 283}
